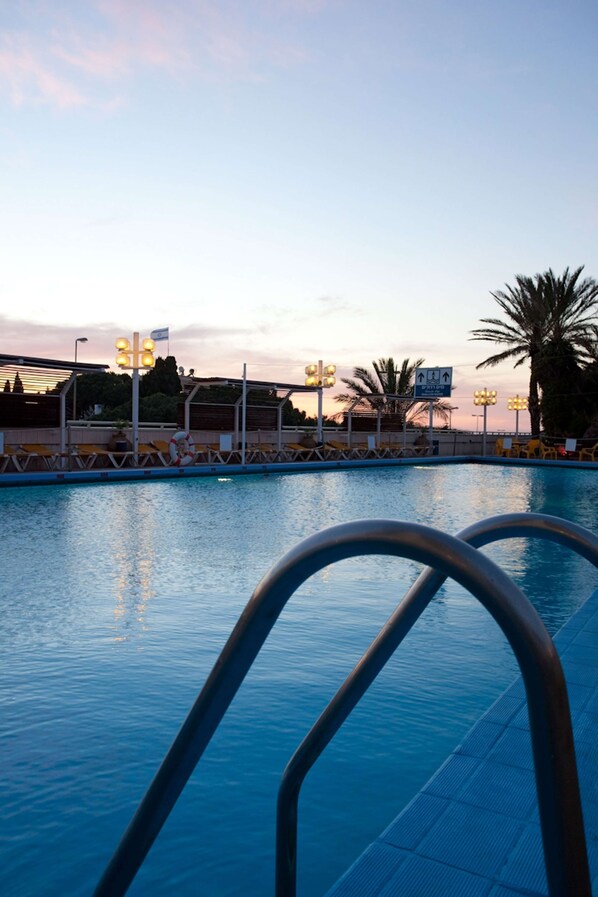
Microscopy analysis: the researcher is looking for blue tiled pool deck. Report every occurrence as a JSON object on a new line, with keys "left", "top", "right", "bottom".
{"left": 327, "top": 587, "right": 598, "bottom": 897}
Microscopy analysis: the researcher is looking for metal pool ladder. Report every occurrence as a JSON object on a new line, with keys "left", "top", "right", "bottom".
{"left": 93, "top": 512, "right": 598, "bottom": 897}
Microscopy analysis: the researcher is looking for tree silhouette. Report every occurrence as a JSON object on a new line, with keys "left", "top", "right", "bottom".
{"left": 472, "top": 267, "right": 598, "bottom": 434}
{"left": 336, "top": 357, "right": 451, "bottom": 425}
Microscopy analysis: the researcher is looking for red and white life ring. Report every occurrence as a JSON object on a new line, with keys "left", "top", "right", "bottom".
{"left": 169, "top": 431, "right": 195, "bottom": 466}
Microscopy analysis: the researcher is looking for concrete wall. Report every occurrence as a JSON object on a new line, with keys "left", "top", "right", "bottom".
{"left": 1, "top": 425, "right": 497, "bottom": 458}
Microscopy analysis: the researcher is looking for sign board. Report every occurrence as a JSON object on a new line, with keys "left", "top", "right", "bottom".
{"left": 414, "top": 367, "right": 453, "bottom": 399}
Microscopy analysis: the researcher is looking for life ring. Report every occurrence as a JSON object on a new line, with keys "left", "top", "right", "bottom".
{"left": 169, "top": 431, "right": 195, "bottom": 466}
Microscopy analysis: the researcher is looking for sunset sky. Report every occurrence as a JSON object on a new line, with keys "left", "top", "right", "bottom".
{"left": 2, "top": 0, "right": 597, "bottom": 429}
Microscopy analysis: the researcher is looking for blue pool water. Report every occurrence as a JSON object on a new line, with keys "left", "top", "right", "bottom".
{"left": 1, "top": 463, "right": 597, "bottom": 897}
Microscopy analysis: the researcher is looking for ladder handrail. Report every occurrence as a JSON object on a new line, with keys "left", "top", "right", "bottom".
{"left": 93, "top": 516, "right": 596, "bottom": 897}
{"left": 276, "top": 512, "right": 598, "bottom": 896}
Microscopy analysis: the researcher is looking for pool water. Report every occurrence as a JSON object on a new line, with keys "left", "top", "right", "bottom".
{"left": 1, "top": 464, "right": 597, "bottom": 897}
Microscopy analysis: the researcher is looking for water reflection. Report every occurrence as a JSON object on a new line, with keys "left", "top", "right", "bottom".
{"left": 109, "top": 487, "right": 159, "bottom": 641}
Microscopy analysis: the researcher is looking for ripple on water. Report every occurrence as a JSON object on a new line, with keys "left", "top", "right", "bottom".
{"left": 0, "top": 466, "right": 596, "bottom": 896}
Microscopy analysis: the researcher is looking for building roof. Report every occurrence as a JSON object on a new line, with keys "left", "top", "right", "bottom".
{"left": 0, "top": 353, "right": 109, "bottom": 394}
{"left": 191, "top": 376, "right": 319, "bottom": 394}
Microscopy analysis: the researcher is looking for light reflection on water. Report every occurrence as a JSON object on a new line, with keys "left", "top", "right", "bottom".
{"left": 0, "top": 464, "right": 596, "bottom": 897}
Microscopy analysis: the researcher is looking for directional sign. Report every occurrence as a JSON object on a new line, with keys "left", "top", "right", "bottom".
{"left": 414, "top": 366, "right": 453, "bottom": 399}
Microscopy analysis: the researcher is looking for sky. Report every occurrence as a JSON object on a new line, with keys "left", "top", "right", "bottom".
{"left": 2, "top": 0, "right": 597, "bottom": 430}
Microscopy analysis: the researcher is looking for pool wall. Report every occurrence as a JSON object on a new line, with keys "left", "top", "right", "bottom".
{"left": 0, "top": 454, "right": 595, "bottom": 488}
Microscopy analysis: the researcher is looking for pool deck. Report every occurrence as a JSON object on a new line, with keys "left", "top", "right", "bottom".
{"left": 0, "top": 454, "right": 595, "bottom": 487}
{"left": 326, "top": 587, "right": 598, "bottom": 897}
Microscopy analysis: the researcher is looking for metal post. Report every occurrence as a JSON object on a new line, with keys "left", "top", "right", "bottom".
{"left": 428, "top": 401, "right": 433, "bottom": 449}
{"left": 73, "top": 336, "right": 88, "bottom": 422}
{"left": 132, "top": 332, "right": 139, "bottom": 456}
{"left": 73, "top": 343, "right": 78, "bottom": 423}
{"left": 313, "top": 360, "right": 322, "bottom": 444}
{"left": 241, "top": 363, "right": 247, "bottom": 465}
{"left": 482, "top": 403, "right": 487, "bottom": 456}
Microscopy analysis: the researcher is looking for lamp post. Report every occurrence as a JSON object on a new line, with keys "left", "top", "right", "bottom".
{"left": 473, "top": 387, "right": 497, "bottom": 456}
{"left": 305, "top": 360, "right": 336, "bottom": 443}
{"left": 471, "top": 414, "right": 483, "bottom": 432}
{"left": 115, "top": 332, "right": 155, "bottom": 455}
{"left": 73, "top": 337, "right": 88, "bottom": 421}
{"left": 508, "top": 394, "right": 528, "bottom": 440}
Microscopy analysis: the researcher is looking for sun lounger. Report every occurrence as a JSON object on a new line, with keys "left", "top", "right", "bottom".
{"left": 19, "top": 443, "right": 65, "bottom": 470}
{"left": 281, "top": 442, "right": 317, "bottom": 461}
{"left": 73, "top": 444, "right": 133, "bottom": 469}
{"left": 350, "top": 439, "right": 385, "bottom": 459}
{"left": 150, "top": 440, "right": 172, "bottom": 465}
{"left": 0, "top": 445, "right": 31, "bottom": 473}
{"left": 245, "top": 444, "right": 281, "bottom": 463}
{"left": 324, "top": 440, "right": 352, "bottom": 460}
{"left": 207, "top": 443, "right": 242, "bottom": 464}
{"left": 134, "top": 443, "right": 164, "bottom": 467}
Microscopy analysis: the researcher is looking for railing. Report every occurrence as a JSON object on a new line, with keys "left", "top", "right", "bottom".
{"left": 93, "top": 514, "right": 597, "bottom": 897}
{"left": 276, "top": 513, "right": 598, "bottom": 896}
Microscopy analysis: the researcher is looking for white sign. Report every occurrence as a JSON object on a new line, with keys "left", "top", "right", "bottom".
{"left": 414, "top": 367, "right": 453, "bottom": 398}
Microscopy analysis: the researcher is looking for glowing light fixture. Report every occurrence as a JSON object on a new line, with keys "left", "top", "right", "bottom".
{"left": 472, "top": 387, "right": 497, "bottom": 456}
{"left": 305, "top": 360, "right": 336, "bottom": 442}
{"left": 508, "top": 394, "right": 528, "bottom": 440}
{"left": 114, "top": 332, "right": 156, "bottom": 457}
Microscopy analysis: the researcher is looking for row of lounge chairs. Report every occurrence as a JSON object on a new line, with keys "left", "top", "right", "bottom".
{"left": 4, "top": 438, "right": 597, "bottom": 473}
{"left": 0, "top": 439, "right": 432, "bottom": 472}
{"left": 495, "top": 437, "right": 598, "bottom": 461}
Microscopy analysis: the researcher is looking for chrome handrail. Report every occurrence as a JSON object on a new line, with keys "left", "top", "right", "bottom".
{"left": 94, "top": 515, "right": 596, "bottom": 897}
{"left": 276, "top": 513, "right": 597, "bottom": 896}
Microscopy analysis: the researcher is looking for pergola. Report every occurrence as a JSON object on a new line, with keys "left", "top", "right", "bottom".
{"left": 181, "top": 375, "right": 321, "bottom": 458}
{"left": 0, "top": 353, "right": 109, "bottom": 453}
{"left": 180, "top": 377, "right": 439, "bottom": 456}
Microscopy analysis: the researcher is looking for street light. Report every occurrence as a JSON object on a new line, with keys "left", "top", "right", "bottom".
{"left": 507, "top": 394, "right": 528, "bottom": 440}
{"left": 305, "top": 360, "right": 336, "bottom": 443}
{"left": 73, "top": 337, "right": 88, "bottom": 421}
{"left": 471, "top": 414, "right": 483, "bottom": 432}
{"left": 473, "top": 387, "right": 497, "bottom": 456}
{"left": 115, "top": 332, "right": 155, "bottom": 455}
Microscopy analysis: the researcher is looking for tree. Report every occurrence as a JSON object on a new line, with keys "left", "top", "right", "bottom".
{"left": 12, "top": 372, "right": 24, "bottom": 394}
{"left": 544, "top": 324, "right": 598, "bottom": 436}
{"left": 536, "top": 339, "right": 582, "bottom": 436}
{"left": 57, "top": 371, "right": 132, "bottom": 418}
{"left": 335, "top": 357, "right": 452, "bottom": 425}
{"left": 139, "top": 356, "right": 182, "bottom": 398}
{"left": 3, "top": 380, "right": 10, "bottom": 393}
{"left": 471, "top": 267, "right": 598, "bottom": 435}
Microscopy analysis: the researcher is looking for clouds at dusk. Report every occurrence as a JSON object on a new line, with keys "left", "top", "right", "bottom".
{"left": 1, "top": 1, "right": 597, "bottom": 429}
{"left": 0, "top": 0, "right": 318, "bottom": 110}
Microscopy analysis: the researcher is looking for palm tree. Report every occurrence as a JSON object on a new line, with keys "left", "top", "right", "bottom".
{"left": 471, "top": 267, "right": 598, "bottom": 435}
{"left": 543, "top": 268, "right": 598, "bottom": 351}
{"left": 335, "top": 357, "right": 452, "bottom": 426}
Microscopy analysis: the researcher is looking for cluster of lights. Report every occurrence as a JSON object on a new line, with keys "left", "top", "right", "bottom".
{"left": 115, "top": 336, "right": 156, "bottom": 370}
{"left": 305, "top": 362, "right": 336, "bottom": 388}
{"left": 473, "top": 387, "right": 497, "bottom": 406}
{"left": 507, "top": 394, "right": 528, "bottom": 412}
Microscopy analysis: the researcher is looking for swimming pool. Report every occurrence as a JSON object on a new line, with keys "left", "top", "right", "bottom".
{"left": 2, "top": 464, "right": 597, "bottom": 896}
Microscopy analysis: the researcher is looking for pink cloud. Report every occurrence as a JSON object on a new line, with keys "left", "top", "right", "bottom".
{"left": 0, "top": 1, "right": 322, "bottom": 109}
{"left": 0, "top": 37, "right": 87, "bottom": 108}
